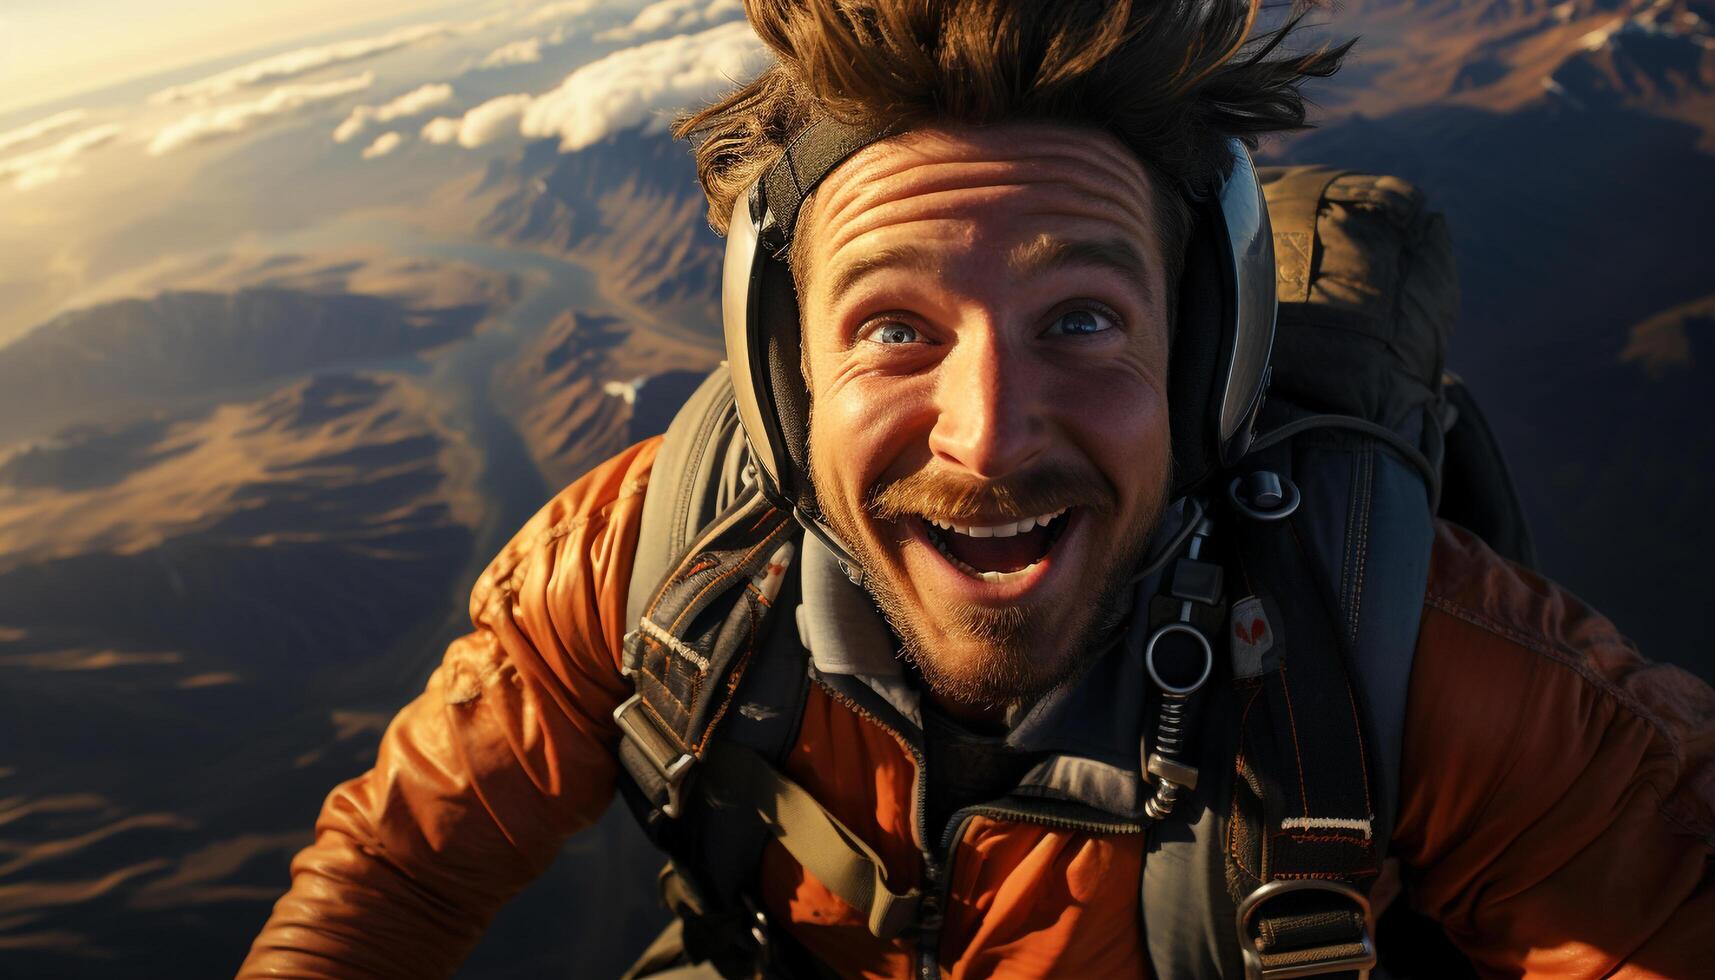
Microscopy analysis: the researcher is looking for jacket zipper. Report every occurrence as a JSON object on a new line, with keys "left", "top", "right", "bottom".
{"left": 918, "top": 804, "right": 1145, "bottom": 979}
{"left": 811, "top": 676, "right": 1153, "bottom": 977}
{"left": 808, "top": 677, "right": 940, "bottom": 976}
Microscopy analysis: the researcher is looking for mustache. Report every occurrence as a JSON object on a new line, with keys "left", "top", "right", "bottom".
{"left": 866, "top": 464, "right": 1117, "bottom": 524}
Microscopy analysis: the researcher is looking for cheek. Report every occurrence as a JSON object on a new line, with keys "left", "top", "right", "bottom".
{"left": 814, "top": 375, "right": 937, "bottom": 488}
{"left": 1048, "top": 369, "right": 1170, "bottom": 497}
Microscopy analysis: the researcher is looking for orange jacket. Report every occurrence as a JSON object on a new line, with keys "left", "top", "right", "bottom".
{"left": 240, "top": 437, "right": 1715, "bottom": 978}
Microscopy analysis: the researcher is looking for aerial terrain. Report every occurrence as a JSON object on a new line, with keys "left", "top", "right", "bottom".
{"left": 0, "top": 0, "right": 1709, "bottom": 974}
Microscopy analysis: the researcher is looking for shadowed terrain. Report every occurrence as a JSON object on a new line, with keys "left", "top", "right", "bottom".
{"left": 0, "top": 0, "right": 1710, "bottom": 974}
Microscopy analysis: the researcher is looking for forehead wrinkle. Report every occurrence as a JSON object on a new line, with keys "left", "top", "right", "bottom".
{"left": 814, "top": 143, "right": 1156, "bottom": 245}
{"left": 821, "top": 178, "right": 1154, "bottom": 263}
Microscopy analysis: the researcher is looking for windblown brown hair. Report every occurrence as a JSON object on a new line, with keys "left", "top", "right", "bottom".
{"left": 674, "top": 0, "right": 1349, "bottom": 287}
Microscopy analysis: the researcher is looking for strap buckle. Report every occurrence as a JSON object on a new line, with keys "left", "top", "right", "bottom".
{"left": 614, "top": 693, "right": 696, "bottom": 818}
{"left": 1236, "top": 879, "right": 1376, "bottom": 980}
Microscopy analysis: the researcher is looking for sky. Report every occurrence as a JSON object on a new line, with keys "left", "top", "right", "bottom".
{"left": 0, "top": 0, "right": 465, "bottom": 116}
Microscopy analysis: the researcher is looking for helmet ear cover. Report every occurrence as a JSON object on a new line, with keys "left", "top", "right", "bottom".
{"left": 720, "top": 120, "right": 1276, "bottom": 523}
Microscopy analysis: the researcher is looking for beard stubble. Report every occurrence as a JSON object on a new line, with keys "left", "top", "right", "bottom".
{"left": 812, "top": 454, "right": 1171, "bottom": 709}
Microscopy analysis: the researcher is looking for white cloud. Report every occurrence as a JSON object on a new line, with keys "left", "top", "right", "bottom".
{"left": 149, "top": 73, "right": 375, "bottom": 155}
{"left": 521, "top": 20, "right": 767, "bottom": 152}
{"left": 596, "top": 0, "right": 742, "bottom": 43}
{"left": 0, "top": 109, "right": 89, "bottom": 154}
{"left": 333, "top": 83, "right": 456, "bottom": 143}
{"left": 420, "top": 116, "right": 462, "bottom": 145}
{"left": 424, "top": 21, "right": 766, "bottom": 153}
{"left": 480, "top": 37, "right": 545, "bottom": 68}
{"left": 521, "top": 0, "right": 610, "bottom": 27}
{"left": 0, "top": 123, "right": 122, "bottom": 191}
{"left": 149, "top": 21, "right": 460, "bottom": 105}
{"left": 420, "top": 93, "right": 533, "bottom": 147}
{"left": 361, "top": 131, "right": 406, "bottom": 159}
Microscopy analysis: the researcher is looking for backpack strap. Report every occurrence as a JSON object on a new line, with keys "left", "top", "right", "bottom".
{"left": 1142, "top": 167, "right": 1452, "bottom": 979}
{"left": 628, "top": 369, "right": 753, "bottom": 631}
{"left": 1224, "top": 443, "right": 1390, "bottom": 980}
{"left": 615, "top": 489, "right": 797, "bottom": 825}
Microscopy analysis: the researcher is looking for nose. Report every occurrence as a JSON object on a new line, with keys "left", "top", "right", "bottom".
{"left": 927, "top": 329, "right": 1049, "bottom": 479}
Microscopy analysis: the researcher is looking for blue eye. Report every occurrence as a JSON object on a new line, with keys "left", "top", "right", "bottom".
{"left": 873, "top": 322, "right": 921, "bottom": 345}
{"left": 1046, "top": 308, "right": 1115, "bottom": 336}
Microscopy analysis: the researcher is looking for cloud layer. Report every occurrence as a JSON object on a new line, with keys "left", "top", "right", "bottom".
{"left": 0, "top": 109, "right": 90, "bottom": 154}
{"left": 149, "top": 21, "right": 462, "bottom": 105}
{"left": 334, "top": 83, "right": 455, "bottom": 143}
{"left": 596, "top": 0, "right": 743, "bottom": 43}
{"left": 423, "top": 20, "right": 767, "bottom": 153}
{"left": 480, "top": 37, "right": 546, "bottom": 68}
{"left": 421, "top": 94, "right": 533, "bottom": 148}
{"left": 0, "top": 124, "right": 122, "bottom": 191}
{"left": 361, "top": 132, "right": 405, "bottom": 160}
{"left": 150, "top": 73, "right": 375, "bottom": 155}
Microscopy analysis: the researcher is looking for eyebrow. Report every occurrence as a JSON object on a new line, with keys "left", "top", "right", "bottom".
{"left": 822, "top": 234, "right": 1154, "bottom": 310}
{"left": 1006, "top": 234, "right": 1154, "bottom": 302}
{"left": 823, "top": 243, "right": 941, "bottom": 310}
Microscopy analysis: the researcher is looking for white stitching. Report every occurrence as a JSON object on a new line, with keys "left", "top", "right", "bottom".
{"left": 639, "top": 617, "right": 710, "bottom": 673}
{"left": 1281, "top": 816, "right": 1373, "bottom": 840}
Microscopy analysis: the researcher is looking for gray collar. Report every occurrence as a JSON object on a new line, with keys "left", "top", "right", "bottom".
{"left": 794, "top": 532, "right": 922, "bottom": 726}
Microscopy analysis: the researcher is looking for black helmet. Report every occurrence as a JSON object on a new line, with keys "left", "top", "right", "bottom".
{"left": 720, "top": 118, "right": 1275, "bottom": 560}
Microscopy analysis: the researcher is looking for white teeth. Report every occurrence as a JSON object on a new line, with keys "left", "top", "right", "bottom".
{"left": 931, "top": 508, "right": 1067, "bottom": 540}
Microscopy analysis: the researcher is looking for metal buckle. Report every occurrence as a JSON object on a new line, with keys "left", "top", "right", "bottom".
{"left": 613, "top": 693, "right": 696, "bottom": 818}
{"left": 1236, "top": 879, "right": 1376, "bottom": 980}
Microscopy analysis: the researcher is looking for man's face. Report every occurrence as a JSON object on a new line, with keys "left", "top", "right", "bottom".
{"left": 798, "top": 122, "right": 1175, "bottom": 709}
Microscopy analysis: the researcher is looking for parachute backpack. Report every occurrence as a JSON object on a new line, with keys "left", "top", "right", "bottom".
{"left": 611, "top": 117, "right": 1529, "bottom": 979}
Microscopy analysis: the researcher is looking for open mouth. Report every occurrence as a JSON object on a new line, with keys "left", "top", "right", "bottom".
{"left": 919, "top": 509, "right": 1073, "bottom": 582}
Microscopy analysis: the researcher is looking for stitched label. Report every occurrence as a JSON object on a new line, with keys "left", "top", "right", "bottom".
{"left": 1231, "top": 595, "right": 1278, "bottom": 678}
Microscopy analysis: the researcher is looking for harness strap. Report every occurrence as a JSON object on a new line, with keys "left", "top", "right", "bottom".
{"left": 1228, "top": 444, "right": 1381, "bottom": 980}
{"left": 703, "top": 743, "right": 923, "bottom": 941}
{"left": 618, "top": 489, "right": 796, "bottom": 830}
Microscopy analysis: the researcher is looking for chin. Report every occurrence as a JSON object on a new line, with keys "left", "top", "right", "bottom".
{"left": 867, "top": 554, "right": 1128, "bottom": 708}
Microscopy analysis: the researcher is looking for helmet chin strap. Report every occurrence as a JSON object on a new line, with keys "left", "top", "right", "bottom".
{"left": 791, "top": 505, "right": 867, "bottom": 587}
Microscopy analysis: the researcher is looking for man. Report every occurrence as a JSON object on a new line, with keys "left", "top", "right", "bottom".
{"left": 242, "top": 1, "right": 1715, "bottom": 977}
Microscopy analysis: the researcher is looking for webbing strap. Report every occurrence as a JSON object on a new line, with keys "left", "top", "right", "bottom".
{"left": 757, "top": 117, "right": 897, "bottom": 258}
{"left": 703, "top": 742, "right": 922, "bottom": 941}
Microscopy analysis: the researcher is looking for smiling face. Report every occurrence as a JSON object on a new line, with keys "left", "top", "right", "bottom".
{"left": 798, "top": 122, "right": 1176, "bottom": 711}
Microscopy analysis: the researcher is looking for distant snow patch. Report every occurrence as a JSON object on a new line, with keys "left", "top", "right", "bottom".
{"left": 603, "top": 378, "right": 643, "bottom": 404}
{"left": 1580, "top": 21, "right": 1621, "bottom": 51}
{"left": 1541, "top": 77, "right": 1585, "bottom": 110}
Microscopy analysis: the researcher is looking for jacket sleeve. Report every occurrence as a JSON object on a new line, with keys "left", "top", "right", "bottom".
{"left": 1393, "top": 521, "right": 1715, "bottom": 978}
{"left": 238, "top": 438, "right": 660, "bottom": 979}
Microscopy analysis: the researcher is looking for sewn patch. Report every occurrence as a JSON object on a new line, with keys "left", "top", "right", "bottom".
{"left": 749, "top": 540, "right": 795, "bottom": 606}
{"left": 1230, "top": 595, "right": 1279, "bottom": 678}
{"left": 1281, "top": 815, "right": 1373, "bottom": 840}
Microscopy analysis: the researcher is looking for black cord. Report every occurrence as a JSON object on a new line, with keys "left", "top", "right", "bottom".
{"left": 1128, "top": 496, "right": 1206, "bottom": 585}
{"left": 1247, "top": 414, "right": 1442, "bottom": 511}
